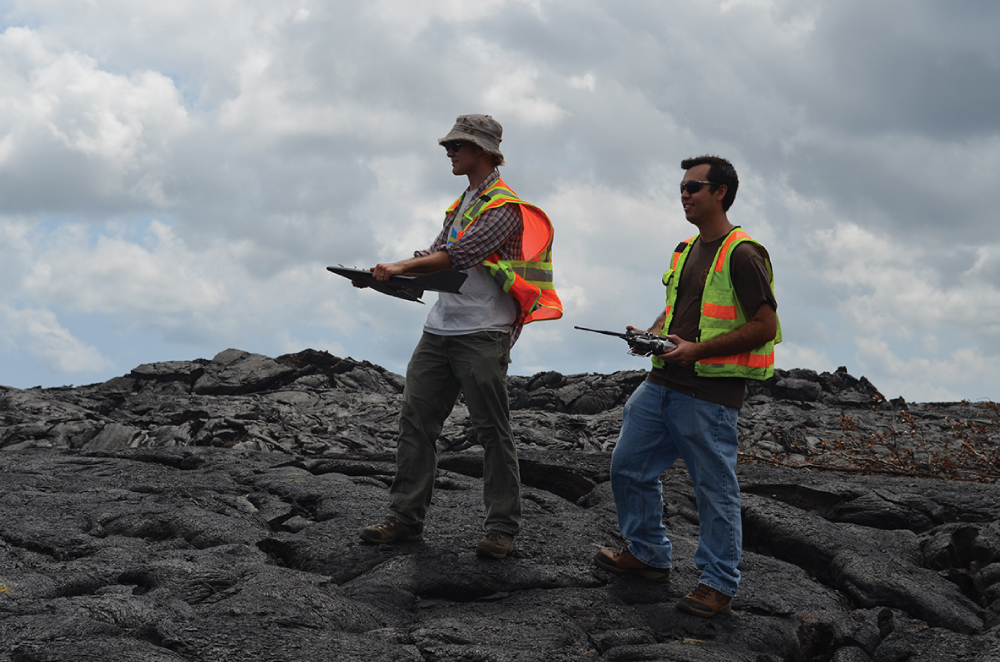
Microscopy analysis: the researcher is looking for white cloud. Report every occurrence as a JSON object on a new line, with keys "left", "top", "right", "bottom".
{"left": 22, "top": 221, "right": 227, "bottom": 315}
{"left": 483, "top": 68, "right": 569, "bottom": 126}
{"left": 542, "top": 173, "right": 688, "bottom": 319}
{"left": 775, "top": 343, "right": 835, "bottom": 374}
{"left": 854, "top": 337, "right": 1000, "bottom": 403}
{"left": 569, "top": 73, "right": 596, "bottom": 92}
{"left": 0, "top": 27, "right": 189, "bottom": 209}
{"left": 805, "top": 221, "right": 1000, "bottom": 342}
{"left": 0, "top": 303, "right": 111, "bottom": 373}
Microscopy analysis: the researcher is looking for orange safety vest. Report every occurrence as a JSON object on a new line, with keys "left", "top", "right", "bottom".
{"left": 445, "top": 177, "right": 562, "bottom": 325}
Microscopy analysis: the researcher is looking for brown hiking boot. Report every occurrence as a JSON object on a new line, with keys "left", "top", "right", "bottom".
{"left": 359, "top": 517, "right": 423, "bottom": 544}
{"left": 677, "top": 584, "right": 732, "bottom": 617}
{"left": 593, "top": 547, "right": 670, "bottom": 582}
{"left": 476, "top": 530, "right": 515, "bottom": 558}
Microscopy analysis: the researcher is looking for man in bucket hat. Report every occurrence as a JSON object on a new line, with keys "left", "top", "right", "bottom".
{"left": 359, "top": 114, "right": 562, "bottom": 558}
{"left": 439, "top": 114, "right": 507, "bottom": 165}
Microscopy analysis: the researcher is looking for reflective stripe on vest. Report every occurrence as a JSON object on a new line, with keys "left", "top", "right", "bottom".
{"left": 702, "top": 302, "right": 738, "bottom": 320}
{"left": 660, "top": 239, "right": 695, "bottom": 326}
{"left": 701, "top": 352, "right": 775, "bottom": 370}
{"left": 714, "top": 229, "right": 750, "bottom": 273}
{"left": 651, "top": 228, "right": 780, "bottom": 380}
{"left": 671, "top": 237, "right": 696, "bottom": 271}
{"left": 447, "top": 177, "right": 563, "bottom": 324}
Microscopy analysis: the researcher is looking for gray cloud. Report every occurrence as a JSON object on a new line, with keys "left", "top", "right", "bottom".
{"left": 0, "top": 0, "right": 998, "bottom": 402}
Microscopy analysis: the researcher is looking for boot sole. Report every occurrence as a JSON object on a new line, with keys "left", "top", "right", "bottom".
{"left": 476, "top": 545, "right": 513, "bottom": 559}
{"left": 594, "top": 556, "right": 670, "bottom": 582}
{"left": 596, "top": 564, "right": 670, "bottom": 582}
{"left": 677, "top": 601, "right": 732, "bottom": 617}
{"left": 359, "top": 531, "right": 423, "bottom": 544}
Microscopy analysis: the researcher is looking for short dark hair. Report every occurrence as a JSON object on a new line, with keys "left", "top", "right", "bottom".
{"left": 681, "top": 155, "right": 738, "bottom": 211}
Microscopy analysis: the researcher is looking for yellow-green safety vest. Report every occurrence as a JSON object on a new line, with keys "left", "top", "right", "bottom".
{"left": 651, "top": 228, "right": 781, "bottom": 380}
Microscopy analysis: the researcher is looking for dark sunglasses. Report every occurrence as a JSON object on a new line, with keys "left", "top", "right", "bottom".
{"left": 442, "top": 141, "right": 469, "bottom": 153}
{"left": 680, "top": 180, "right": 719, "bottom": 195}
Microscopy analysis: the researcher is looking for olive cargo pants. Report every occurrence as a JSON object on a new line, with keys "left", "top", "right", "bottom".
{"left": 388, "top": 330, "right": 521, "bottom": 535}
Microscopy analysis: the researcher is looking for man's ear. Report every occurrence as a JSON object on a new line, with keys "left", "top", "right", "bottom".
{"left": 714, "top": 184, "right": 727, "bottom": 200}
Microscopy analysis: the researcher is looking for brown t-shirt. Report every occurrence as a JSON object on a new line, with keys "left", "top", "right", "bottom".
{"left": 647, "top": 232, "right": 777, "bottom": 409}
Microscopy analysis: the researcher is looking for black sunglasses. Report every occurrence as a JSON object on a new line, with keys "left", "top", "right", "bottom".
{"left": 680, "top": 180, "right": 719, "bottom": 195}
{"left": 442, "top": 141, "right": 469, "bottom": 153}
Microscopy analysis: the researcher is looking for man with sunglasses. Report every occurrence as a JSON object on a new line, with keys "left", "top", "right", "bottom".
{"left": 359, "top": 114, "right": 562, "bottom": 559}
{"left": 594, "top": 156, "right": 779, "bottom": 617}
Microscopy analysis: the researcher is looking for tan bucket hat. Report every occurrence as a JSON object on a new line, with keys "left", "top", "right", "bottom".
{"left": 438, "top": 114, "right": 504, "bottom": 165}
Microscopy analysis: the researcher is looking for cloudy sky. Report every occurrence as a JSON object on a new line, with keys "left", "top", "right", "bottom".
{"left": 1, "top": 0, "right": 998, "bottom": 403}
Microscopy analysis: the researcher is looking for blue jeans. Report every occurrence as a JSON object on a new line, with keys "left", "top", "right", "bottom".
{"left": 610, "top": 380, "right": 742, "bottom": 596}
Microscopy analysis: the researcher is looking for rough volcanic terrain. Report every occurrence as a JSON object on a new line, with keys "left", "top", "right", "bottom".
{"left": 2, "top": 348, "right": 1000, "bottom": 661}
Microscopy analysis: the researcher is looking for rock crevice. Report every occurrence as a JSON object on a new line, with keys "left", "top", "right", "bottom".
{"left": 3, "top": 349, "right": 1000, "bottom": 660}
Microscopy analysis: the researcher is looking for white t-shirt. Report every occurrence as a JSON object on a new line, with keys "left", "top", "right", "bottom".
{"left": 423, "top": 189, "right": 517, "bottom": 336}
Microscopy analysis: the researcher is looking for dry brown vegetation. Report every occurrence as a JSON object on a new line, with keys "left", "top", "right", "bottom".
{"left": 740, "top": 400, "right": 1000, "bottom": 483}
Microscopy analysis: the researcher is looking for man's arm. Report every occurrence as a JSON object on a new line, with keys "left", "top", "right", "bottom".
{"left": 374, "top": 204, "right": 519, "bottom": 282}
{"left": 445, "top": 204, "right": 522, "bottom": 270}
{"left": 371, "top": 250, "right": 451, "bottom": 282}
{"left": 623, "top": 310, "right": 667, "bottom": 337}
{"left": 646, "top": 310, "right": 666, "bottom": 335}
{"left": 657, "top": 303, "right": 777, "bottom": 367}
{"left": 415, "top": 224, "right": 451, "bottom": 259}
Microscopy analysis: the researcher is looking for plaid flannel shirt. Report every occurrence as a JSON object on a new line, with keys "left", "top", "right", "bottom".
{"left": 415, "top": 169, "right": 525, "bottom": 342}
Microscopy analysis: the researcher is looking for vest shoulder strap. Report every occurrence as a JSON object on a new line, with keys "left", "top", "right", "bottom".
{"left": 670, "top": 235, "right": 698, "bottom": 270}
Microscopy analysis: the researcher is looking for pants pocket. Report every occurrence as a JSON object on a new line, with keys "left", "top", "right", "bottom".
{"left": 484, "top": 330, "right": 511, "bottom": 364}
